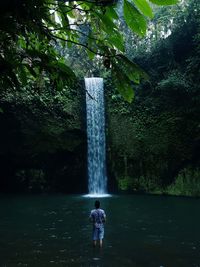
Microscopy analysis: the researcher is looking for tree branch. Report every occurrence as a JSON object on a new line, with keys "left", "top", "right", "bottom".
{"left": 49, "top": 32, "right": 106, "bottom": 57}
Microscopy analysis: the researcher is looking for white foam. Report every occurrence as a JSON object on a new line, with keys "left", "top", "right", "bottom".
{"left": 83, "top": 194, "right": 112, "bottom": 198}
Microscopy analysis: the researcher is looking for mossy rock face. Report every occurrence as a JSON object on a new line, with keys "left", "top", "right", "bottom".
{"left": 21, "top": 120, "right": 84, "bottom": 154}
{"left": 105, "top": 93, "right": 200, "bottom": 196}
{"left": 0, "top": 93, "right": 87, "bottom": 193}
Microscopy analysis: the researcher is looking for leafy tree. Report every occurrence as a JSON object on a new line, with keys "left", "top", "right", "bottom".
{"left": 0, "top": 0, "right": 179, "bottom": 102}
{"left": 106, "top": 0, "right": 200, "bottom": 194}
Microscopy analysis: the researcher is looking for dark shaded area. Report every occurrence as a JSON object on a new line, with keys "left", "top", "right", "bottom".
{"left": 0, "top": 87, "right": 87, "bottom": 193}
{"left": 1, "top": 195, "right": 200, "bottom": 266}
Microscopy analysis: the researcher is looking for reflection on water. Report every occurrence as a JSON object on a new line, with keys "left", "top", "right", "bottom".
{"left": 0, "top": 194, "right": 200, "bottom": 267}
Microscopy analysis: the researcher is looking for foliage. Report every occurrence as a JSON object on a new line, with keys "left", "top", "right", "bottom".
{"left": 118, "top": 176, "right": 134, "bottom": 191}
{"left": 124, "top": 0, "right": 188, "bottom": 58}
{"left": 0, "top": 78, "right": 87, "bottom": 193}
{"left": 0, "top": 0, "right": 179, "bottom": 102}
{"left": 166, "top": 168, "right": 200, "bottom": 197}
{"left": 106, "top": 0, "right": 200, "bottom": 196}
{"left": 117, "top": 175, "right": 161, "bottom": 192}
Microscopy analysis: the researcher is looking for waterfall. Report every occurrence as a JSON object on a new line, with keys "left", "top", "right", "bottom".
{"left": 85, "top": 77, "right": 107, "bottom": 195}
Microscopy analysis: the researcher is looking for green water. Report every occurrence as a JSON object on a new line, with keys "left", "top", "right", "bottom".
{"left": 0, "top": 194, "right": 200, "bottom": 267}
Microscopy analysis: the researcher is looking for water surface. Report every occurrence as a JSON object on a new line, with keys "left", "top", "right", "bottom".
{"left": 0, "top": 194, "right": 200, "bottom": 267}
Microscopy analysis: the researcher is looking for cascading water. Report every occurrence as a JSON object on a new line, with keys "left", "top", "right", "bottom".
{"left": 85, "top": 78, "right": 107, "bottom": 195}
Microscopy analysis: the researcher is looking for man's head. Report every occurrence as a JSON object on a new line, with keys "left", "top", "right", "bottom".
{"left": 95, "top": 200, "right": 100, "bottom": 209}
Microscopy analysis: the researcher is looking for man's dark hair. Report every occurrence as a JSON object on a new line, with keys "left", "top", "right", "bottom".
{"left": 95, "top": 200, "right": 100, "bottom": 209}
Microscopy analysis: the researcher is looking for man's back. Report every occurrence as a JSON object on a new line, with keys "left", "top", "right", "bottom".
{"left": 90, "top": 200, "right": 106, "bottom": 248}
{"left": 90, "top": 208, "right": 106, "bottom": 228}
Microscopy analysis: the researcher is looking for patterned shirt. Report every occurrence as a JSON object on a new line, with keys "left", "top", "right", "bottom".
{"left": 89, "top": 208, "right": 106, "bottom": 228}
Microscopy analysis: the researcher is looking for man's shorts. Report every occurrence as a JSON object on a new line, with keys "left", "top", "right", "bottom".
{"left": 92, "top": 226, "right": 104, "bottom": 241}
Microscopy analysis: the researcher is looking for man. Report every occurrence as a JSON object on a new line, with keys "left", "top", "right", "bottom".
{"left": 89, "top": 200, "right": 106, "bottom": 248}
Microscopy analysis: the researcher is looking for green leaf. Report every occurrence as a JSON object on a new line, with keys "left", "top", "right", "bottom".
{"left": 123, "top": 0, "right": 147, "bottom": 36}
{"left": 56, "top": 79, "right": 63, "bottom": 91}
{"left": 98, "top": 13, "right": 117, "bottom": 34}
{"left": 19, "top": 66, "right": 28, "bottom": 86}
{"left": 112, "top": 64, "right": 134, "bottom": 103}
{"left": 57, "top": 61, "right": 76, "bottom": 78}
{"left": 24, "top": 65, "right": 37, "bottom": 78}
{"left": 57, "top": 2, "right": 71, "bottom": 28}
{"left": 149, "top": 0, "right": 179, "bottom": 5}
{"left": 0, "top": 107, "right": 4, "bottom": 113}
{"left": 61, "top": 13, "right": 69, "bottom": 28}
{"left": 18, "top": 37, "right": 26, "bottom": 49}
{"left": 87, "top": 50, "right": 95, "bottom": 60}
{"left": 108, "top": 30, "right": 124, "bottom": 52}
{"left": 67, "top": 41, "right": 72, "bottom": 48}
{"left": 67, "top": 3, "right": 76, "bottom": 18}
{"left": 45, "top": 11, "right": 58, "bottom": 28}
{"left": 118, "top": 55, "right": 148, "bottom": 83}
{"left": 80, "top": 2, "right": 93, "bottom": 10}
{"left": 50, "top": 13, "right": 56, "bottom": 24}
{"left": 132, "top": 0, "right": 154, "bottom": 18}
{"left": 105, "top": 6, "right": 119, "bottom": 20}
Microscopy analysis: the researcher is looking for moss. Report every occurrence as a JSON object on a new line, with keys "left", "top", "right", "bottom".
{"left": 0, "top": 83, "right": 87, "bottom": 193}
{"left": 118, "top": 176, "right": 135, "bottom": 191}
{"left": 165, "top": 168, "right": 200, "bottom": 197}
{"left": 138, "top": 175, "right": 161, "bottom": 192}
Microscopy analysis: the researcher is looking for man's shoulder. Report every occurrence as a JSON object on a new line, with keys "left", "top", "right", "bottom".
{"left": 90, "top": 209, "right": 96, "bottom": 214}
{"left": 99, "top": 209, "right": 106, "bottom": 215}
{"left": 90, "top": 209, "right": 105, "bottom": 214}
{"left": 99, "top": 208, "right": 105, "bottom": 212}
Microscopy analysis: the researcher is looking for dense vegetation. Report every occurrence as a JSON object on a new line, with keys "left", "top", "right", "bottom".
{"left": 106, "top": 0, "right": 200, "bottom": 196}
{"left": 0, "top": 0, "right": 199, "bottom": 196}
